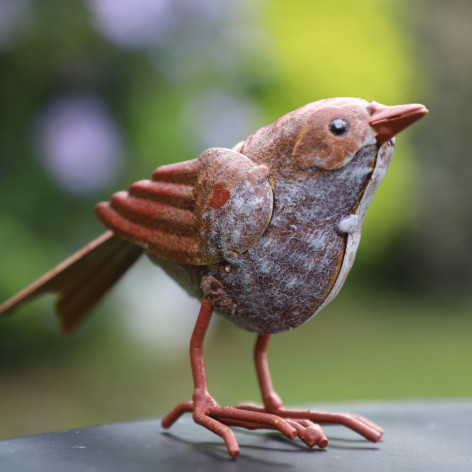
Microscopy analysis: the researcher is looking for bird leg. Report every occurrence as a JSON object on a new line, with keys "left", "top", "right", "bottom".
{"left": 162, "top": 304, "right": 382, "bottom": 456}
{"left": 234, "top": 334, "right": 384, "bottom": 448}
{"left": 161, "top": 299, "right": 298, "bottom": 458}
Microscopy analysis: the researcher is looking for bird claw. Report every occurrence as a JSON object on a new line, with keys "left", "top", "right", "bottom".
{"left": 234, "top": 402, "right": 383, "bottom": 445}
{"left": 162, "top": 398, "right": 382, "bottom": 457}
{"left": 162, "top": 397, "right": 299, "bottom": 458}
{"left": 286, "top": 419, "right": 328, "bottom": 448}
{"left": 273, "top": 407, "right": 384, "bottom": 444}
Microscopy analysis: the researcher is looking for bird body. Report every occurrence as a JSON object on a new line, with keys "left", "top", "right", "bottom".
{"left": 95, "top": 98, "right": 397, "bottom": 333}
{"left": 0, "top": 97, "right": 428, "bottom": 457}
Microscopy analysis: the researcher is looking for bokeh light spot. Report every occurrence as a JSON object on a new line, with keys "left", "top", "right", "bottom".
{"left": 37, "top": 95, "right": 123, "bottom": 195}
{"left": 182, "top": 90, "right": 265, "bottom": 149}
{"left": 0, "top": 0, "right": 31, "bottom": 49}
{"left": 86, "top": 0, "right": 176, "bottom": 48}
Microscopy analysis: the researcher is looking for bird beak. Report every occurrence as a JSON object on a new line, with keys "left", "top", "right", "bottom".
{"left": 369, "top": 102, "right": 429, "bottom": 145}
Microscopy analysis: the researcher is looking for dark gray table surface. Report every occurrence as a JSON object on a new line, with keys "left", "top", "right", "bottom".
{"left": 1, "top": 401, "right": 471, "bottom": 471}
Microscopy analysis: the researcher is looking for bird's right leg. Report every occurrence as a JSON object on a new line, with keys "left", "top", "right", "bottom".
{"left": 236, "top": 333, "right": 383, "bottom": 447}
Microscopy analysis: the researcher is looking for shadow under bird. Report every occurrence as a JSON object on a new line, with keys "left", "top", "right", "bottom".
{"left": 0, "top": 97, "right": 428, "bottom": 458}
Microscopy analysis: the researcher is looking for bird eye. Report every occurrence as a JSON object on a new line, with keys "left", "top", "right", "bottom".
{"left": 329, "top": 118, "right": 350, "bottom": 136}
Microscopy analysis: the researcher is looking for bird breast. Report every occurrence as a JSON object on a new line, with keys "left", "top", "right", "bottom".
{"left": 202, "top": 143, "right": 386, "bottom": 334}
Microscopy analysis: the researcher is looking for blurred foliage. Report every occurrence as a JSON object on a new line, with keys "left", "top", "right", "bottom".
{"left": 391, "top": 0, "right": 472, "bottom": 295}
{"left": 0, "top": 0, "right": 470, "bottom": 441}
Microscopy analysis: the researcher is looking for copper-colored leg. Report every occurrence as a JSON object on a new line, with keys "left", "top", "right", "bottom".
{"left": 254, "top": 334, "right": 284, "bottom": 411}
{"left": 162, "top": 310, "right": 383, "bottom": 457}
{"left": 236, "top": 334, "right": 384, "bottom": 447}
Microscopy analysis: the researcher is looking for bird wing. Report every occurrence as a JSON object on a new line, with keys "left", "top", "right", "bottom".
{"left": 0, "top": 232, "right": 142, "bottom": 333}
{"left": 0, "top": 149, "right": 272, "bottom": 333}
{"left": 194, "top": 147, "right": 273, "bottom": 262}
{"left": 95, "top": 158, "right": 206, "bottom": 264}
{"left": 96, "top": 148, "right": 273, "bottom": 265}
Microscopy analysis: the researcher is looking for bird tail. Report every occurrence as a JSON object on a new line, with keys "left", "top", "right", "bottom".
{"left": 0, "top": 232, "right": 142, "bottom": 334}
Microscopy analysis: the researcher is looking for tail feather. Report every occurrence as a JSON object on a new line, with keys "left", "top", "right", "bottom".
{"left": 0, "top": 232, "right": 143, "bottom": 333}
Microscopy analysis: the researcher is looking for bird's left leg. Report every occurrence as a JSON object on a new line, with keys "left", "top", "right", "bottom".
{"left": 236, "top": 334, "right": 384, "bottom": 447}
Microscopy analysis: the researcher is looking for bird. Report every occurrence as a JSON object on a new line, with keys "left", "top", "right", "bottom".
{"left": 0, "top": 97, "right": 428, "bottom": 458}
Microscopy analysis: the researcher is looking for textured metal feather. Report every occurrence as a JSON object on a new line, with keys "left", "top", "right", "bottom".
{"left": 96, "top": 151, "right": 274, "bottom": 267}
{"left": 95, "top": 159, "right": 208, "bottom": 265}
{"left": 0, "top": 232, "right": 142, "bottom": 332}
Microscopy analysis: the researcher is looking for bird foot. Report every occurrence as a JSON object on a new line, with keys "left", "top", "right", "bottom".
{"left": 162, "top": 395, "right": 300, "bottom": 458}
{"left": 162, "top": 397, "right": 382, "bottom": 457}
{"left": 235, "top": 402, "right": 384, "bottom": 445}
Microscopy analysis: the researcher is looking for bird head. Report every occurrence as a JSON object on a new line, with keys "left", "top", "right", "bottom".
{"left": 291, "top": 97, "right": 428, "bottom": 171}
{"left": 240, "top": 97, "right": 428, "bottom": 179}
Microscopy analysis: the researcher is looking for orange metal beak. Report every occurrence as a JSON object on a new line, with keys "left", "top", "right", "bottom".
{"left": 369, "top": 102, "right": 429, "bottom": 145}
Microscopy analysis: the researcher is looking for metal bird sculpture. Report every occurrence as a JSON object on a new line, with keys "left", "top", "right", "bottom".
{"left": 0, "top": 97, "right": 428, "bottom": 457}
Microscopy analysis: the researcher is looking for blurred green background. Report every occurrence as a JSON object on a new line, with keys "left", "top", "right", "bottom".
{"left": 1, "top": 0, "right": 471, "bottom": 440}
